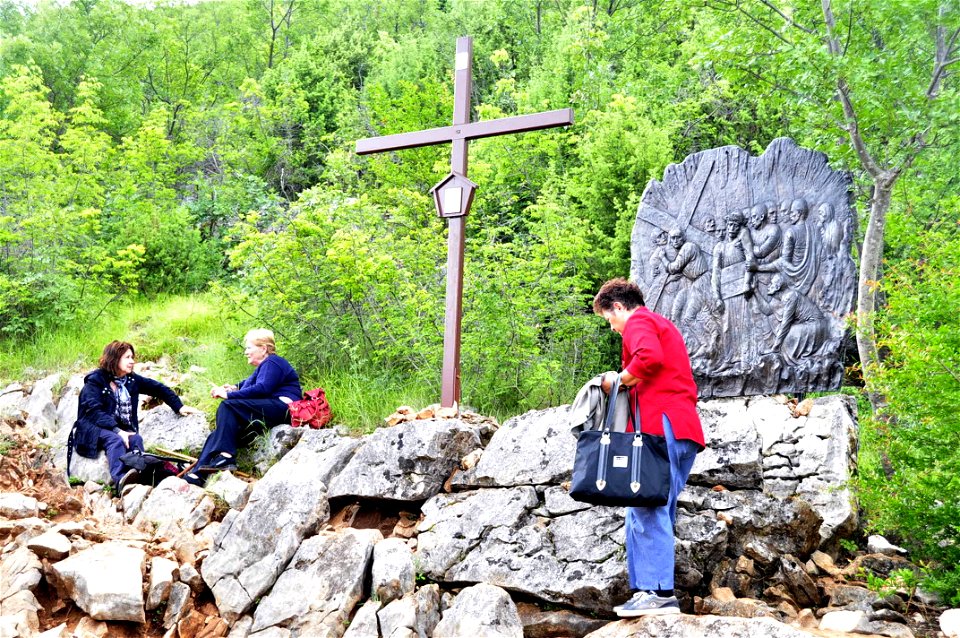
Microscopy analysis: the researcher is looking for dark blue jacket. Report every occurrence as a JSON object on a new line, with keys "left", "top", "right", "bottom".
{"left": 72, "top": 368, "right": 184, "bottom": 459}
{"left": 228, "top": 354, "right": 302, "bottom": 402}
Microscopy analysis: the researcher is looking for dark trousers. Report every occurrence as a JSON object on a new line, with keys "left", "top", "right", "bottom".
{"left": 194, "top": 398, "right": 290, "bottom": 468}
{"left": 98, "top": 429, "right": 144, "bottom": 484}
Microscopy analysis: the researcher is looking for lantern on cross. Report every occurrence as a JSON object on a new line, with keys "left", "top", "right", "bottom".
{"left": 430, "top": 172, "right": 478, "bottom": 218}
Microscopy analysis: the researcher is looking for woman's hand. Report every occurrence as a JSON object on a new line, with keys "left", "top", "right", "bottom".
{"left": 117, "top": 429, "right": 132, "bottom": 449}
{"left": 210, "top": 385, "right": 229, "bottom": 399}
{"left": 178, "top": 406, "right": 201, "bottom": 416}
{"left": 600, "top": 371, "right": 618, "bottom": 394}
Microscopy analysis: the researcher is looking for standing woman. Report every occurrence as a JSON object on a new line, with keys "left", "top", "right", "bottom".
{"left": 186, "top": 329, "right": 302, "bottom": 486}
{"left": 593, "top": 278, "right": 705, "bottom": 617}
{"left": 72, "top": 341, "right": 200, "bottom": 489}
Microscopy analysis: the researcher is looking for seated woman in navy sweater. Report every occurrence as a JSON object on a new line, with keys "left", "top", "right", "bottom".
{"left": 185, "top": 328, "right": 302, "bottom": 486}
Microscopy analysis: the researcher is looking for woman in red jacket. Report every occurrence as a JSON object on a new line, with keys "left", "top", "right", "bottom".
{"left": 593, "top": 278, "right": 705, "bottom": 617}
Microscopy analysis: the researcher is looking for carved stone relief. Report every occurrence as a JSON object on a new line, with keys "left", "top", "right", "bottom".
{"left": 630, "top": 138, "right": 857, "bottom": 398}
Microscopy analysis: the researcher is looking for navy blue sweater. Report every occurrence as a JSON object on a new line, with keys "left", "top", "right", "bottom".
{"left": 228, "top": 354, "right": 302, "bottom": 402}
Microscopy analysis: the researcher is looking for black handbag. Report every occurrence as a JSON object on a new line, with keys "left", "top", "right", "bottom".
{"left": 569, "top": 375, "right": 672, "bottom": 507}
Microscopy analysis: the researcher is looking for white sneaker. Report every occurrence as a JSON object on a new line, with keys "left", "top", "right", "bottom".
{"left": 616, "top": 591, "right": 680, "bottom": 617}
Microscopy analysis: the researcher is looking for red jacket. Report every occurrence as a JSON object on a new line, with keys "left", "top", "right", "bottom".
{"left": 621, "top": 308, "right": 705, "bottom": 449}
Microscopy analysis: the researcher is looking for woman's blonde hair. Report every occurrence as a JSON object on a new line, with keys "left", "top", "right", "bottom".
{"left": 245, "top": 328, "right": 276, "bottom": 354}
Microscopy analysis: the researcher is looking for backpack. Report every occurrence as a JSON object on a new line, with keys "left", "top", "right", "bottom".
{"left": 288, "top": 387, "right": 332, "bottom": 429}
{"left": 118, "top": 450, "right": 188, "bottom": 487}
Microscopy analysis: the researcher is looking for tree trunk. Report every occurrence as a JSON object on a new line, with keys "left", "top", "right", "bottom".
{"left": 856, "top": 172, "right": 897, "bottom": 411}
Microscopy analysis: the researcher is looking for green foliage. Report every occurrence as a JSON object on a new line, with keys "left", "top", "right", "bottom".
{"left": 0, "top": 434, "right": 13, "bottom": 456}
{"left": 858, "top": 216, "right": 960, "bottom": 603}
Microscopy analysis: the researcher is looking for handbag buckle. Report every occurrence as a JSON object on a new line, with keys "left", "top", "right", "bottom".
{"left": 633, "top": 435, "right": 643, "bottom": 447}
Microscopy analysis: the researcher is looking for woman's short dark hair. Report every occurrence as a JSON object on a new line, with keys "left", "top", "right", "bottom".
{"left": 99, "top": 341, "right": 134, "bottom": 375}
{"left": 593, "top": 278, "right": 645, "bottom": 314}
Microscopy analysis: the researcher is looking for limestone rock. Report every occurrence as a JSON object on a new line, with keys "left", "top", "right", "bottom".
{"left": 327, "top": 419, "right": 480, "bottom": 501}
{"left": 206, "top": 471, "right": 253, "bottom": 511}
{"left": 457, "top": 406, "right": 576, "bottom": 488}
{"left": 372, "top": 537, "right": 415, "bottom": 605}
{"left": 687, "top": 485, "right": 822, "bottom": 559}
{"left": 417, "top": 486, "right": 630, "bottom": 614}
{"left": 50, "top": 542, "right": 146, "bottom": 623}
{"left": 819, "top": 609, "right": 864, "bottom": 632}
{"left": 133, "top": 476, "right": 215, "bottom": 533}
{"left": 377, "top": 585, "right": 441, "bottom": 638}
{"left": 343, "top": 600, "right": 381, "bottom": 637}
{"left": 940, "top": 608, "right": 960, "bottom": 638}
{"left": 201, "top": 440, "right": 332, "bottom": 624}
{"left": 26, "top": 530, "right": 72, "bottom": 561}
{"left": 582, "top": 614, "right": 819, "bottom": 637}
{"left": 690, "top": 398, "right": 764, "bottom": 489}
{"left": 0, "top": 547, "right": 43, "bottom": 602}
{"left": 251, "top": 529, "right": 381, "bottom": 635}
{"left": 23, "top": 373, "right": 61, "bottom": 438}
{"left": 163, "top": 581, "right": 194, "bottom": 629}
{"left": 139, "top": 405, "right": 210, "bottom": 453}
{"left": 121, "top": 484, "right": 152, "bottom": 523}
{"left": 516, "top": 602, "right": 609, "bottom": 638}
{"left": 0, "top": 494, "right": 39, "bottom": 519}
{"left": 147, "top": 556, "right": 178, "bottom": 611}
{"left": 53, "top": 374, "right": 84, "bottom": 433}
{"left": 433, "top": 583, "right": 523, "bottom": 638}
{"left": 868, "top": 534, "right": 908, "bottom": 556}
{"left": 0, "top": 384, "right": 24, "bottom": 420}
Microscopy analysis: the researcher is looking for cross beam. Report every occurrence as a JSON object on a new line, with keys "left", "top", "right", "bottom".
{"left": 355, "top": 36, "right": 574, "bottom": 408}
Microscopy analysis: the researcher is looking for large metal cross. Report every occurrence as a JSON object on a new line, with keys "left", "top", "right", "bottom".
{"left": 355, "top": 36, "right": 574, "bottom": 408}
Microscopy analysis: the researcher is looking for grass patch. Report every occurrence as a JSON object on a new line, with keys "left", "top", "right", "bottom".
{"left": 0, "top": 292, "right": 512, "bottom": 434}
{"left": 0, "top": 294, "right": 246, "bottom": 414}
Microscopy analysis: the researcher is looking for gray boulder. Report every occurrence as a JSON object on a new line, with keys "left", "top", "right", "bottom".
{"left": 377, "top": 585, "right": 441, "bottom": 638}
{"left": 133, "top": 476, "right": 215, "bottom": 533}
{"left": 0, "top": 383, "right": 24, "bottom": 421}
{"left": 23, "top": 373, "right": 61, "bottom": 439}
{"left": 50, "top": 542, "right": 146, "bottom": 622}
{"left": 328, "top": 419, "right": 480, "bottom": 501}
{"left": 201, "top": 439, "right": 332, "bottom": 624}
{"left": 53, "top": 374, "right": 83, "bottom": 433}
{"left": 0, "top": 494, "right": 38, "bottom": 519}
{"left": 690, "top": 399, "right": 764, "bottom": 490}
{"left": 416, "top": 487, "right": 630, "bottom": 614}
{"left": 584, "top": 616, "right": 820, "bottom": 637}
{"left": 372, "top": 537, "right": 416, "bottom": 605}
{"left": 139, "top": 405, "right": 210, "bottom": 453}
{"left": 457, "top": 406, "right": 576, "bottom": 488}
{"left": 251, "top": 529, "right": 381, "bottom": 636}
{"left": 433, "top": 583, "right": 523, "bottom": 638}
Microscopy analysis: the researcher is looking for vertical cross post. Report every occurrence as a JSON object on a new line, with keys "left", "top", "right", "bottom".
{"left": 355, "top": 36, "right": 574, "bottom": 408}
{"left": 441, "top": 37, "right": 472, "bottom": 407}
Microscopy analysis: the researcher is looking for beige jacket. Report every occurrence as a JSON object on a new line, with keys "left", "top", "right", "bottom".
{"left": 568, "top": 374, "right": 631, "bottom": 437}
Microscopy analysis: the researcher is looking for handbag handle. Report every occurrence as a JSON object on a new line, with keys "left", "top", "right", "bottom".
{"left": 601, "top": 374, "right": 643, "bottom": 434}
{"left": 601, "top": 373, "right": 622, "bottom": 433}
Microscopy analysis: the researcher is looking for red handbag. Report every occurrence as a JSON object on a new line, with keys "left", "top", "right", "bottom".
{"left": 288, "top": 387, "right": 332, "bottom": 429}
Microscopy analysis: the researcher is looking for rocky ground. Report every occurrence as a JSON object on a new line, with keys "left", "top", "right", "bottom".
{"left": 2, "top": 378, "right": 959, "bottom": 638}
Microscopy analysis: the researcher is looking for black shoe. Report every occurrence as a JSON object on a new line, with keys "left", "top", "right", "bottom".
{"left": 183, "top": 472, "right": 205, "bottom": 487}
{"left": 197, "top": 452, "right": 237, "bottom": 473}
{"left": 117, "top": 468, "right": 140, "bottom": 492}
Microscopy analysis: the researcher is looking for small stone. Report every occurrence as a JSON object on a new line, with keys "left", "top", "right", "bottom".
{"left": 941, "top": 608, "right": 960, "bottom": 638}
{"left": 819, "top": 609, "right": 865, "bottom": 632}
{"left": 867, "top": 534, "right": 908, "bottom": 556}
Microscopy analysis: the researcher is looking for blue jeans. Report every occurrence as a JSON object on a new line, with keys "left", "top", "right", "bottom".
{"left": 98, "top": 429, "right": 144, "bottom": 485}
{"left": 624, "top": 413, "right": 700, "bottom": 591}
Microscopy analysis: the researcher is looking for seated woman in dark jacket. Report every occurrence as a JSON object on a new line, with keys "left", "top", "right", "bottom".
{"left": 72, "top": 341, "right": 199, "bottom": 488}
{"left": 185, "top": 328, "right": 302, "bottom": 486}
